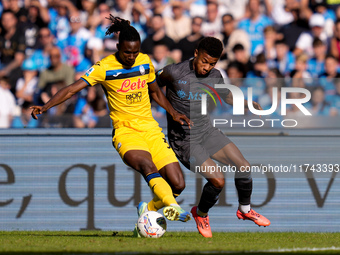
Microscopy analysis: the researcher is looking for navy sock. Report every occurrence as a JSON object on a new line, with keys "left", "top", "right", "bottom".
{"left": 235, "top": 170, "right": 253, "bottom": 205}
{"left": 197, "top": 182, "right": 223, "bottom": 213}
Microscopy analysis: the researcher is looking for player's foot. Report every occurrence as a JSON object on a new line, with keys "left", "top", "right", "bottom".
{"left": 132, "top": 223, "right": 141, "bottom": 238}
{"left": 163, "top": 205, "right": 191, "bottom": 222}
{"left": 236, "top": 209, "right": 271, "bottom": 227}
{"left": 137, "top": 201, "right": 148, "bottom": 217}
{"left": 191, "top": 206, "right": 212, "bottom": 238}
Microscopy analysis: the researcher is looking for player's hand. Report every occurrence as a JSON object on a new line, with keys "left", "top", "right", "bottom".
{"left": 252, "top": 101, "right": 263, "bottom": 111}
{"left": 172, "top": 112, "right": 193, "bottom": 129}
{"left": 30, "top": 106, "right": 44, "bottom": 120}
{"left": 252, "top": 101, "right": 263, "bottom": 118}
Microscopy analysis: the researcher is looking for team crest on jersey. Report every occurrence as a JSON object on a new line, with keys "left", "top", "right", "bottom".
{"left": 85, "top": 67, "right": 94, "bottom": 77}
{"left": 139, "top": 65, "right": 145, "bottom": 75}
{"left": 177, "top": 89, "right": 187, "bottom": 99}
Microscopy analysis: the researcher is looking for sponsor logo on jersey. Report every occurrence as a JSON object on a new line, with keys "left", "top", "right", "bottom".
{"left": 126, "top": 91, "right": 143, "bottom": 104}
{"left": 117, "top": 78, "right": 146, "bottom": 93}
{"left": 188, "top": 92, "right": 203, "bottom": 100}
{"left": 113, "top": 72, "right": 122, "bottom": 77}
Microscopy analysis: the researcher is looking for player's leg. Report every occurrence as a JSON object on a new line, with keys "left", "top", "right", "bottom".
{"left": 144, "top": 128, "right": 190, "bottom": 222}
{"left": 211, "top": 143, "right": 252, "bottom": 212}
{"left": 124, "top": 150, "right": 179, "bottom": 209}
{"left": 132, "top": 126, "right": 190, "bottom": 222}
{"left": 175, "top": 135, "right": 225, "bottom": 237}
{"left": 113, "top": 127, "right": 182, "bottom": 219}
{"left": 211, "top": 142, "right": 270, "bottom": 227}
{"left": 196, "top": 159, "right": 225, "bottom": 215}
{"left": 146, "top": 161, "right": 185, "bottom": 212}
{"left": 159, "top": 161, "right": 185, "bottom": 195}
{"left": 191, "top": 158, "right": 225, "bottom": 238}
{"left": 184, "top": 128, "right": 230, "bottom": 237}
{"left": 159, "top": 162, "right": 190, "bottom": 222}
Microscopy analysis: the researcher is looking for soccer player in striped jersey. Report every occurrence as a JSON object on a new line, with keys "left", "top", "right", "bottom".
{"left": 30, "top": 16, "right": 191, "bottom": 223}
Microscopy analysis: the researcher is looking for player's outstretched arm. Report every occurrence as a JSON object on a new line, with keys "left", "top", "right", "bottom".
{"left": 30, "top": 79, "right": 88, "bottom": 120}
{"left": 148, "top": 80, "right": 192, "bottom": 128}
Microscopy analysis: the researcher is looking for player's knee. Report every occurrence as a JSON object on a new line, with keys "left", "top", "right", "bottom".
{"left": 238, "top": 159, "right": 250, "bottom": 170}
{"left": 172, "top": 180, "right": 185, "bottom": 194}
{"left": 209, "top": 178, "right": 225, "bottom": 190}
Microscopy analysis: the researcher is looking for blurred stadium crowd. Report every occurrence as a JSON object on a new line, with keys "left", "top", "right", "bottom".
{"left": 1, "top": 0, "right": 340, "bottom": 128}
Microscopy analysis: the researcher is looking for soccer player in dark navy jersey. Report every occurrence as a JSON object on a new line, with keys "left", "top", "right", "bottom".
{"left": 157, "top": 37, "right": 271, "bottom": 237}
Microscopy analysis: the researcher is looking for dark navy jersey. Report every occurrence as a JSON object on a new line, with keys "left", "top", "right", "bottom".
{"left": 157, "top": 59, "right": 229, "bottom": 137}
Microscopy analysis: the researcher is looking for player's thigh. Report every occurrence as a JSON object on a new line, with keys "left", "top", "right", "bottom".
{"left": 145, "top": 126, "right": 178, "bottom": 170}
{"left": 198, "top": 157, "right": 225, "bottom": 181}
{"left": 170, "top": 138, "right": 211, "bottom": 172}
{"left": 124, "top": 150, "right": 158, "bottom": 175}
{"left": 211, "top": 142, "right": 250, "bottom": 169}
{"left": 112, "top": 128, "right": 156, "bottom": 173}
{"left": 202, "top": 127, "right": 232, "bottom": 160}
{"left": 170, "top": 136, "right": 225, "bottom": 187}
{"left": 189, "top": 151, "right": 225, "bottom": 189}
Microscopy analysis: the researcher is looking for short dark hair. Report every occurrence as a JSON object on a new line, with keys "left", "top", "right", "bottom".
{"left": 268, "top": 68, "right": 284, "bottom": 79}
{"left": 1, "top": 10, "right": 16, "bottom": 17}
{"left": 255, "top": 53, "right": 266, "bottom": 64}
{"left": 275, "top": 38, "right": 287, "bottom": 46}
{"left": 192, "top": 16, "right": 203, "bottom": 24}
{"left": 325, "top": 54, "right": 338, "bottom": 61}
{"left": 232, "top": 43, "right": 245, "bottom": 53}
{"left": 152, "top": 13, "right": 163, "bottom": 19}
{"left": 197, "top": 37, "right": 223, "bottom": 58}
{"left": 105, "top": 15, "right": 140, "bottom": 44}
{"left": 227, "top": 61, "right": 245, "bottom": 74}
{"left": 312, "top": 38, "right": 324, "bottom": 48}
{"left": 222, "top": 13, "right": 234, "bottom": 21}
{"left": 0, "top": 76, "right": 10, "bottom": 84}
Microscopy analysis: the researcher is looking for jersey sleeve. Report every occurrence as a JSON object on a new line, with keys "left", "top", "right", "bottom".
{"left": 147, "top": 57, "right": 156, "bottom": 84}
{"left": 80, "top": 61, "right": 106, "bottom": 86}
{"left": 215, "top": 71, "right": 230, "bottom": 98}
{"left": 156, "top": 64, "right": 174, "bottom": 88}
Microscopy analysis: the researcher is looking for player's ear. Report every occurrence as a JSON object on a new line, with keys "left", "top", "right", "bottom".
{"left": 194, "top": 49, "right": 198, "bottom": 58}
{"left": 116, "top": 43, "right": 120, "bottom": 50}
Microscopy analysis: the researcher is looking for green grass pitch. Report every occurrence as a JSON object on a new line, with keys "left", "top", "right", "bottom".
{"left": 1, "top": 231, "right": 340, "bottom": 254}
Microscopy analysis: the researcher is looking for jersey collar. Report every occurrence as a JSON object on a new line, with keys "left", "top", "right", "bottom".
{"left": 189, "top": 58, "right": 195, "bottom": 71}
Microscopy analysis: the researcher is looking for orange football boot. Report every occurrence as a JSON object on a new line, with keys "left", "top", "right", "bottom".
{"left": 191, "top": 206, "right": 212, "bottom": 238}
{"left": 237, "top": 209, "right": 271, "bottom": 227}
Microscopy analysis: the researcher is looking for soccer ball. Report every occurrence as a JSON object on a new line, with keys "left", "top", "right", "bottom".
{"left": 136, "top": 211, "right": 167, "bottom": 238}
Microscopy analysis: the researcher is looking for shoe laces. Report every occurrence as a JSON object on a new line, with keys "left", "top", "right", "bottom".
{"left": 250, "top": 210, "right": 260, "bottom": 218}
{"left": 202, "top": 216, "right": 209, "bottom": 228}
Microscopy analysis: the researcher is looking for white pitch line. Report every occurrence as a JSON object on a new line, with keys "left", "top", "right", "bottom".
{"left": 256, "top": 246, "right": 340, "bottom": 253}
